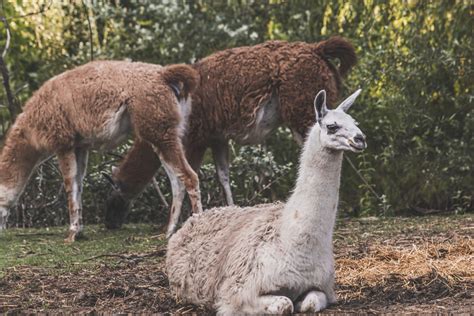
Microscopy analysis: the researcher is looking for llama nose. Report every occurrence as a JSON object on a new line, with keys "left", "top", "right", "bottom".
{"left": 354, "top": 134, "right": 366, "bottom": 144}
{"left": 350, "top": 133, "right": 366, "bottom": 150}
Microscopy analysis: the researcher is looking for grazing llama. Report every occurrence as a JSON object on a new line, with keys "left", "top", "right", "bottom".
{"left": 105, "top": 37, "right": 357, "bottom": 237}
{"left": 0, "top": 61, "right": 202, "bottom": 242}
{"left": 166, "top": 89, "right": 366, "bottom": 314}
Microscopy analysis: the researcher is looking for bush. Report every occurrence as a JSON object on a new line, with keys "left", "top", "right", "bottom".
{"left": 1, "top": 1, "right": 472, "bottom": 228}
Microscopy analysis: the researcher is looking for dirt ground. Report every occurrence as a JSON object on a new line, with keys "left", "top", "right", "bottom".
{"left": 1, "top": 215, "right": 473, "bottom": 314}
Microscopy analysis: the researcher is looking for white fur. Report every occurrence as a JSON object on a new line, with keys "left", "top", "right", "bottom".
{"left": 240, "top": 91, "right": 280, "bottom": 145}
{"left": 0, "top": 184, "right": 18, "bottom": 229}
{"left": 167, "top": 90, "right": 366, "bottom": 314}
{"left": 162, "top": 160, "right": 186, "bottom": 238}
{"left": 0, "top": 184, "right": 18, "bottom": 205}
{"left": 177, "top": 97, "right": 192, "bottom": 138}
{"left": 101, "top": 105, "right": 131, "bottom": 149}
{"left": 295, "top": 290, "right": 328, "bottom": 312}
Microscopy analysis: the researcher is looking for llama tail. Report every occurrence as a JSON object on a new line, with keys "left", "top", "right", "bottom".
{"left": 315, "top": 36, "right": 357, "bottom": 77}
{"left": 162, "top": 64, "right": 200, "bottom": 99}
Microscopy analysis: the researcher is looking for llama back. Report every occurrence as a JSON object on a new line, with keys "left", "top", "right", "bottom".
{"left": 188, "top": 37, "right": 356, "bottom": 144}
{"left": 166, "top": 202, "right": 284, "bottom": 306}
{"left": 17, "top": 61, "right": 174, "bottom": 151}
{"left": 190, "top": 43, "right": 279, "bottom": 140}
{"left": 275, "top": 38, "right": 356, "bottom": 138}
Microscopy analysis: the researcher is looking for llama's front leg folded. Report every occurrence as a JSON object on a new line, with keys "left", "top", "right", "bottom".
{"left": 57, "top": 149, "right": 87, "bottom": 243}
{"left": 295, "top": 290, "right": 328, "bottom": 313}
{"left": 222, "top": 295, "right": 293, "bottom": 315}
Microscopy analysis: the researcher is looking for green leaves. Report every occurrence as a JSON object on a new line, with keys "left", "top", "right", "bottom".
{"left": 2, "top": 1, "right": 472, "bottom": 226}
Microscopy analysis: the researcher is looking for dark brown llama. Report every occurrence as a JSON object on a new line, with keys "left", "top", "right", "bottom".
{"left": 106, "top": 37, "right": 357, "bottom": 237}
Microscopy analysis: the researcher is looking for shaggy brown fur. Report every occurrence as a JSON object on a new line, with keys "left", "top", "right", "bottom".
{"left": 0, "top": 60, "right": 201, "bottom": 242}
{"left": 106, "top": 37, "right": 357, "bottom": 235}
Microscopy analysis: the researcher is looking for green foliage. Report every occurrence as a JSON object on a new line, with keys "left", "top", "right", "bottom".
{"left": 0, "top": 0, "right": 472, "bottom": 228}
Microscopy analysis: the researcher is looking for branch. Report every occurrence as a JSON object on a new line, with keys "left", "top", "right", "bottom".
{"left": 344, "top": 156, "right": 382, "bottom": 201}
{"left": 0, "top": 16, "right": 20, "bottom": 122}
{"left": 1, "top": 16, "right": 10, "bottom": 59}
{"left": 152, "top": 177, "right": 169, "bottom": 208}
{"left": 82, "top": 0, "right": 94, "bottom": 61}
{"left": 5, "top": 1, "right": 53, "bottom": 20}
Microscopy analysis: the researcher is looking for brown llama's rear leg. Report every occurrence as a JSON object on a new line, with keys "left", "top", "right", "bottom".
{"left": 161, "top": 160, "right": 185, "bottom": 238}
{"left": 162, "top": 143, "right": 206, "bottom": 237}
{"left": 211, "top": 140, "right": 234, "bottom": 206}
{"left": 57, "top": 148, "right": 88, "bottom": 243}
{"left": 156, "top": 139, "right": 202, "bottom": 216}
{"left": 104, "top": 140, "right": 161, "bottom": 229}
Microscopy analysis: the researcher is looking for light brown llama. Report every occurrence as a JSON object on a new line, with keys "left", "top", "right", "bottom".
{"left": 0, "top": 61, "right": 202, "bottom": 242}
{"left": 105, "top": 37, "right": 357, "bottom": 237}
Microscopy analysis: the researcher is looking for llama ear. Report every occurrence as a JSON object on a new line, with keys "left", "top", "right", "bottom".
{"left": 314, "top": 90, "right": 328, "bottom": 122}
{"left": 337, "top": 89, "right": 362, "bottom": 112}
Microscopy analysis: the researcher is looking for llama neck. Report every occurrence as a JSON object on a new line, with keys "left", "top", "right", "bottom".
{"left": 281, "top": 125, "right": 343, "bottom": 244}
{"left": 0, "top": 120, "right": 42, "bottom": 208}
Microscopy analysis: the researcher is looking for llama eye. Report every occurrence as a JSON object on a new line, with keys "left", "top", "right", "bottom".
{"left": 326, "top": 124, "right": 339, "bottom": 134}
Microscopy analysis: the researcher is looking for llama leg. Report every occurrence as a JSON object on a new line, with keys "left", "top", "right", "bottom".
{"left": 156, "top": 140, "right": 202, "bottom": 215}
{"left": 295, "top": 290, "right": 328, "bottom": 313}
{"left": 57, "top": 150, "right": 83, "bottom": 243}
{"left": 74, "top": 148, "right": 88, "bottom": 237}
{"left": 105, "top": 140, "right": 161, "bottom": 229}
{"left": 242, "top": 295, "right": 293, "bottom": 315}
{"left": 211, "top": 140, "right": 234, "bottom": 205}
{"left": 162, "top": 143, "right": 206, "bottom": 237}
{"left": 161, "top": 160, "right": 186, "bottom": 237}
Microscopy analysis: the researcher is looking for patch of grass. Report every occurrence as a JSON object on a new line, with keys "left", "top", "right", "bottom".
{"left": 0, "top": 224, "right": 166, "bottom": 276}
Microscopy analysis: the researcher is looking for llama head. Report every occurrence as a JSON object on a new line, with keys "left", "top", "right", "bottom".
{"left": 313, "top": 89, "right": 366, "bottom": 152}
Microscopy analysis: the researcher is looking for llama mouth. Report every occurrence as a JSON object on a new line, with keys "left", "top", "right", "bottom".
{"left": 349, "top": 142, "right": 366, "bottom": 152}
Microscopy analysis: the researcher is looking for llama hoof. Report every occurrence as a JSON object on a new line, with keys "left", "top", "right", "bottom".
{"left": 264, "top": 296, "right": 294, "bottom": 314}
{"left": 64, "top": 233, "right": 76, "bottom": 243}
{"left": 166, "top": 226, "right": 176, "bottom": 239}
{"left": 295, "top": 291, "right": 327, "bottom": 313}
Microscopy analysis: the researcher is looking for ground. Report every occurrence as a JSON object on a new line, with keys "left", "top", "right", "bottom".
{"left": 0, "top": 214, "right": 472, "bottom": 314}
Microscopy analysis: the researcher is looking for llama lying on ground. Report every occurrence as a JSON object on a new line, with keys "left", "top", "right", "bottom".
{"left": 0, "top": 61, "right": 202, "bottom": 242}
{"left": 105, "top": 36, "right": 357, "bottom": 237}
{"left": 166, "top": 89, "right": 366, "bottom": 314}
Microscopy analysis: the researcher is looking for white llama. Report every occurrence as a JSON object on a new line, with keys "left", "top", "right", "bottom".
{"left": 166, "top": 89, "right": 366, "bottom": 314}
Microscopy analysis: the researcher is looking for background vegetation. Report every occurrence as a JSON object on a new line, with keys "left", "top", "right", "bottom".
{"left": 0, "top": 0, "right": 472, "bottom": 228}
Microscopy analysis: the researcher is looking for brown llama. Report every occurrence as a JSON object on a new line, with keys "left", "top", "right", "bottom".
{"left": 106, "top": 36, "right": 357, "bottom": 237}
{"left": 0, "top": 61, "right": 202, "bottom": 242}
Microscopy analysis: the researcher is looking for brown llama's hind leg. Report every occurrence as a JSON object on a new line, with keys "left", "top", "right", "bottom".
{"left": 104, "top": 140, "right": 161, "bottom": 229}
{"left": 155, "top": 137, "right": 202, "bottom": 230}
{"left": 57, "top": 148, "right": 88, "bottom": 243}
{"left": 162, "top": 143, "right": 206, "bottom": 237}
